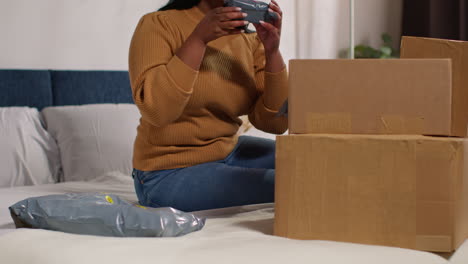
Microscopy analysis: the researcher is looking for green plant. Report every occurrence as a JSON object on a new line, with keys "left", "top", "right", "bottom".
{"left": 354, "top": 33, "right": 398, "bottom": 59}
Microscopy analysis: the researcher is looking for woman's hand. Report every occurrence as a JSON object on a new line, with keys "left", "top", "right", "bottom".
{"left": 192, "top": 7, "right": 248, "bottom": 44}
{"left": 254, "top": 0, "right": 283, "bottom": 54}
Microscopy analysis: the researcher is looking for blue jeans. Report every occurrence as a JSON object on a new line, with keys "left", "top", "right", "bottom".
{"left": 132, "top": 136, "right": 275, "bottom": 212}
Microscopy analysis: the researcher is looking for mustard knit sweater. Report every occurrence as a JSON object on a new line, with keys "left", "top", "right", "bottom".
{"left": 129, "top": 6, "right": 288, "bottom": 171}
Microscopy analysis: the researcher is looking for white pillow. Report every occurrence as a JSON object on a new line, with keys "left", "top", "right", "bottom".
{"left": 41, "top": 104, "right": 140, "bottom": 182}
{"left": 0, "top": 107, "right": 60, "bottom": 187}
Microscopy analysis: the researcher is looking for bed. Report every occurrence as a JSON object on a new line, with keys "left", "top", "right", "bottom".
{"left": 0, "top": 69, "right": 466, "bottom": 264}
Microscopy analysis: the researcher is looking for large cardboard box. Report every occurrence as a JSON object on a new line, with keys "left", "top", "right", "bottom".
{"left": 275, "top": 134, "right": 468, "bottom": 252}
{"left": 401, "top": 36, "right": 468, "bottom": 137}
{"left": 288, "top": 59, "right": 455, "bottom": 136}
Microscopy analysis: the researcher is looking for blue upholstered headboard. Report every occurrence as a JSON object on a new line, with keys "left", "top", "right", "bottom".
{"left": 0, "top": 70, "right": 133, "bottom": 109}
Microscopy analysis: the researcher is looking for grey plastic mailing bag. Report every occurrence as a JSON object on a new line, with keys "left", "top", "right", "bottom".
{"left": 9, "top": 193, "right": 205, "bottom": 237}
{"left": 224, "top": 0, "right": 278, "bottom": 24}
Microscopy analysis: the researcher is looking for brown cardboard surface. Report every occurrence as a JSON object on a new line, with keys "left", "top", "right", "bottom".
{"left": 274, "top": 134, "right": 468, "bottom": 252}
{"left": 455, "top": 141, "right": 468, "bottom": 248}
{"left": 288, "top": 59, "right": 453, "bottom": 136}
{"left": 401, "top": 36, "right": 468, "bottom": 137}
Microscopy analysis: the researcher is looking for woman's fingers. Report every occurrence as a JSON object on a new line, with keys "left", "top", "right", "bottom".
{"left": 214, "top": 6, "right": 242, "bottom": 14}
{"left": 253, "top": 23, "right": 264, "bottom": 31}
{"left": 269, "top": 1, "right": 282, "bottom": 29}
{"left": 220, "top": 20, "right": 249, "bottom": 29}
{"left": 259, "top": 20, "right": 277, "bottom": 31}
{"left": 270, "top": 0, "right": 283, "bottom": 16}
{"left": 218, "top": 11, "right": 247, "bottom": 21}
{"left": 269, "top": 9, "right": 282, "bottom": 21}
{"left": 268, "top": 9, "right": 282, "bottom": 29}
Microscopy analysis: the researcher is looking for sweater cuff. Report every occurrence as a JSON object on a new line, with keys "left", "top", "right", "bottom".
{"left": 166, "top": 55, "right": 199, "bottom": 94}
{"left": 263, "top": 67, "right": 288, "bottom": 110}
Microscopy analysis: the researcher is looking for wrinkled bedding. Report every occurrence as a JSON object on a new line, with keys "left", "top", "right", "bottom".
{"left": 0, "top": 172, "right": 466, "bottom": 264}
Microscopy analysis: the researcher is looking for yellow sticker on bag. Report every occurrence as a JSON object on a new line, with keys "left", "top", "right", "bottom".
{"left": 105, "top": 195, "right": 114, "bottom": 204}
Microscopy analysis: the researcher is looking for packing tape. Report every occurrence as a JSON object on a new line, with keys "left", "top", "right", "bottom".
{"left": 306, "top": 113, "right": 352, "bottom": 133}
{"left": 379, "top": 115, "right": 425, "bottom": 134}
{"left": 305, "top": 113, "right": 425, "bottom": 134}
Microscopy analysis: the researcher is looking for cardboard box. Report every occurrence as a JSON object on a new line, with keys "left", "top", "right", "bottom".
{"left": 401, "top": 36, "right": 468, "bottom": 137}
{"left": 275, "top": 134, "right": 468, "bottom": 252}
{"left": 288, "top": 59, "right": 455, "bottom": 136}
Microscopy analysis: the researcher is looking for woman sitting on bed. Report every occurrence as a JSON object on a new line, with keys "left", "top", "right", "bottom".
{"left": 129, "top": 0, "right": 287, "bottom": 212}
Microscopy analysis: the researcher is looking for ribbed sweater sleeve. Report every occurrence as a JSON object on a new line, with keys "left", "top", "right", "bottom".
{"left": 129, "top": 13, "right": 199, "bottom": 127}
{"left": 248, "top": 37, "right": 288, "bottom": 134}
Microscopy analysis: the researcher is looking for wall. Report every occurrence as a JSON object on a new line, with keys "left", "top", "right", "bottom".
{"left": 355, "top": 0, "right": 403, "bottom": 50}
{"left": 0, "top": 0, "right": 296, "bottom": 70}
{"left": 0, "top": 0, "right": 165, "bottom": 70}
{"left": 296, "top": 0, "right": 403, "bottom": 59}
{"left": 0, "top": 0, "right": 402, "bottom": 68}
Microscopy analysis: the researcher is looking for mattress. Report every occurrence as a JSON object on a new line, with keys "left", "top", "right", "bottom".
{"left": 0, "top": 172, "right": 466, "bottom": 264}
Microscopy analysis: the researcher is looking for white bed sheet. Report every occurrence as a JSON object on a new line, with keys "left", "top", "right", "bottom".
{"left": 0, "top": 172, "right": 466, "bottom": 264}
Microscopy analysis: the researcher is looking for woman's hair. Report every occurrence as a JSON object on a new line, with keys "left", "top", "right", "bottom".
{"left": 159, "top": 0, "right": 202, "bottom": 11}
